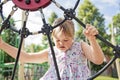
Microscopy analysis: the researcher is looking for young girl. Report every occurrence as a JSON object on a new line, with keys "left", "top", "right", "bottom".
{"left": 0, "top": 18, "right": 104, "bottom": 80}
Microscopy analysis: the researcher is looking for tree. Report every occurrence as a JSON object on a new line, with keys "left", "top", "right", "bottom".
{"left": 76, "top": 0, "right": 112, "bottom": 74}
{"left": 110, "top": 13, "right": 120, "bottom": 79}
{"left": 112, "top": 13, "right": 120, "bottom": 44}
{"left": 48, "top": 12, "right": 58, "bottom": 25}
{"left": 25, "top": 44, "right": 44, "bottom": 53}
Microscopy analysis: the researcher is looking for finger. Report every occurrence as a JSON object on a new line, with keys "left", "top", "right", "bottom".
{"left": 85, "top": 24, "right": 92, "bottom": 33}
{"left": 90, "top": 28, "right": 99, "bottom": 36}
{"left": 86, "top": 24, "right": 91, "bottom": 29}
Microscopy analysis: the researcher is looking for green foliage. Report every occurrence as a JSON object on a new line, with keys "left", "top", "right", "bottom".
{"left": 90, "top": 62, "right": 107, "bottom": 72}
{"left": 25, "top": 44, "right": 44, "bottom": 53}
{"left": 116, "top": 35, "right": 120, "bottom": 44}
{"left": 112, "top": 13, "right": 120, "bottom": 30}
{"left": 48, "top": 12, "right": 58, "bottom": 25}
{"left": 41, "top": 35, "right": 49, "bottom": 49}
{"left": 112, "top": 13, "right": 120, "bottom": 45}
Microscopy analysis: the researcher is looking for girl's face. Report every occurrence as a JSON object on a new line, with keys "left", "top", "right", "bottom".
{"left": 53, "top": 32, "right": 73, "bottom": 52}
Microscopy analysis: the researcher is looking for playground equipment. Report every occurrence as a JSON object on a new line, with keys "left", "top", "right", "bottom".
{"left": 0, "top": 0, "right": 120, "bottom": 80}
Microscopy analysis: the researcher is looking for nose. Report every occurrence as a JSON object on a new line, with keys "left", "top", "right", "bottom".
{"left": 59, "top": 41, "right": 64, "bottom": 45}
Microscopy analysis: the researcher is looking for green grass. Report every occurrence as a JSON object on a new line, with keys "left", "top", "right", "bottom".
{"left": 94, "top": 76, "right": 119, "bottom": 80}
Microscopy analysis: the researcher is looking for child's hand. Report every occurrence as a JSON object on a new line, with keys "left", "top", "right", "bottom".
{"left": 0, "top": 37, "right": 3, "bottom": 46}
{"left": 83, "top": 24, "right": 99, "bottom": 40}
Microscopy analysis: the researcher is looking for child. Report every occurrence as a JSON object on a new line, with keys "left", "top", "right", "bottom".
{"left": 0, "top": 18, "right": 104, "bottom": 80}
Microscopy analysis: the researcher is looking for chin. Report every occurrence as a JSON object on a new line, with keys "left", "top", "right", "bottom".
{"left": 61, "top": 49, "right": 68, "bottom": 52}
{"left": 59, "top": 48, "right": 66, "bottom": 52}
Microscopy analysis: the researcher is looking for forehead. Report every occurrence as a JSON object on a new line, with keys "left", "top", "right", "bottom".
{"left": 53, "top": 32, "right": 71, "bottom": 40}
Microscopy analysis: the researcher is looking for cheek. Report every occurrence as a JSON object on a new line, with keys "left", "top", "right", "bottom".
{"left": 68, "top": 43, "right": 72, "bottom": 47}
{"left": 65, "top": 41, "right": 73, "bottom": 47}
{"left": 65, "top": 42, "right": 72, "bottom": 47}
{"left": 54, "top": 42, "right": 59, "bottom": 47}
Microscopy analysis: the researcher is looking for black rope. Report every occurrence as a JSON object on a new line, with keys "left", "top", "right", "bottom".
{"left": 0, "top": 6, "right": 17, "bottom": 34}
{"left": 73, "top": 0, "right": 80, "bottom": 11}
{"left": 0, "top": 0, "right": 10, "bottom": 20}
{"left": 0, "top": 4, "right": 4, "bottom": 21}
{"left": 0, "top": 15, "right": 11, "bottom": 34}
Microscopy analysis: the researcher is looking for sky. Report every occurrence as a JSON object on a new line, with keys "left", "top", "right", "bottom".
{"left": 1, "top": 0, "right": 120, "bottom": 46}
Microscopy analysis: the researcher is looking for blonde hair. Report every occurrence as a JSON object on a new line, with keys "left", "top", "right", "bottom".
{"left": 52, "top": 18, "right": 75, "bottom": 38}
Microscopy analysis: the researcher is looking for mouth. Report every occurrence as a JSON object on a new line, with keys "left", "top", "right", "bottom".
{"left": 60, "top": 46, "right": 65, "bottom": 48}
{"left": 59, "top": 46, "right": 66, "bottom": 50}
{"left": 59, "top": 46, "right": 67, "bottom": 52}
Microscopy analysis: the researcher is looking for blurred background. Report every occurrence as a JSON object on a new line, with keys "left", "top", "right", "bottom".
{"left": 0, "top": 0, "right": 120, "bottom": 80}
